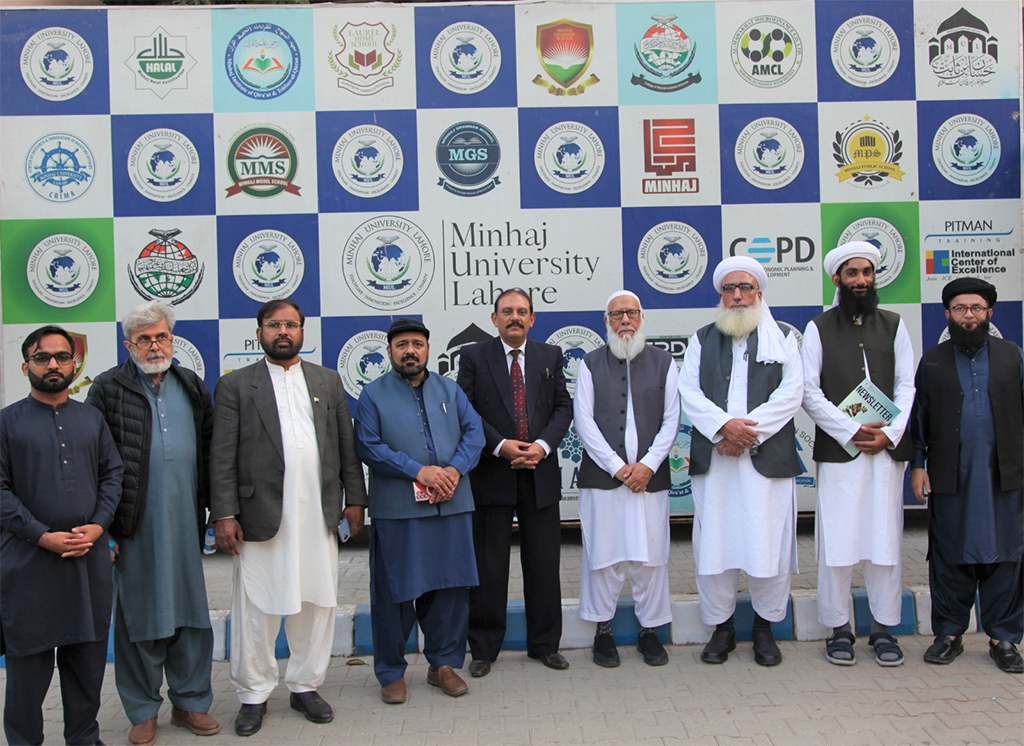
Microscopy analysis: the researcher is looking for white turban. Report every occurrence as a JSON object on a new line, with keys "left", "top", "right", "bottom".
{"left": 605, "top": 290, "right": 642, "bottom": 310}
{"left": 713, "top": 257, "right": 790, "bottom": 365}
{"left": 713, "top": 256, "right": 768, "bottom": 294}
{"left": 823, "top": 241, "right": 881, "bottom": 278}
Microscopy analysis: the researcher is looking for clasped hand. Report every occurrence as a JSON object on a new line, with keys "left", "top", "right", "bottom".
{"left": 850, "top": 421, "right": 891, "bottom": 455}
{"left": 716, "top": 418, "right": 758, "bottom": 458}
{"left": 416, "top": 464, "right": 461, "bottom": 504}
{"left": 38, "top": 523, "right": 104, "bottom": 559}
{"left": 499, "top": 439, "right": 545, "bottom": 469}
{"left": 614, "top": 462, "right": 654, "bottom": 493}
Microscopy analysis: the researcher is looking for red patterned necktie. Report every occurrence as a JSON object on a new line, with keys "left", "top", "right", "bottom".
{"left": 510, "top": 349, "right": 529, "bottom": 441}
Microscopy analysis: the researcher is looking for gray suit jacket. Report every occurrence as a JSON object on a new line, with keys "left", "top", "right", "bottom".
{"left": 210, "top": 359, "right": 367, "bottom": 542}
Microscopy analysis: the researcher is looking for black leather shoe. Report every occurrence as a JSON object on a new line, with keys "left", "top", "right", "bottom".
{"left": 234, "top": 703, "right": 267, "bottom": 737}
{"left": 527, "top": 651, "right": 570, "bottom": 670}
{"left": 592, "top": 632, "right": 620, "bottom": 668}
{"left": 637, "top": 631, "right": 669, "bottom": 666}
{"left": 923, "top": 635, "right": 963, "bottom": 665}
{"left": 701, "top": 628, "right": 737, "bottom": 664}
{"left": 468, "top": 659, "right": 491, "bottom": 677}
{"left": 989, "top": 640, "right": 1024, "bottom": 674}
{"left": 752, "top": 628, "right": 782, "bottom": 666}
{"left": 289, "top": 691, "right": 334, "bottom": 723}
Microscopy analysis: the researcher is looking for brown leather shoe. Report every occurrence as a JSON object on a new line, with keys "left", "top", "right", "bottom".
{"left": 128, "top": 717, "right": 157, "bottom": 746}
{"left": 380, "top": 677, "right": 407, "bottom": 704}
{"left": 426, "top": 665, "right": 469, "bottom": 697}
{"left": 170, "top": 709, "right": 220, "bottom": 736}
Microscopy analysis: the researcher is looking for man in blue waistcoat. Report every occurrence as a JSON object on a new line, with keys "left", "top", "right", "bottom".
{"left": 354, "top": 318, "right": 485, "bottom": 705}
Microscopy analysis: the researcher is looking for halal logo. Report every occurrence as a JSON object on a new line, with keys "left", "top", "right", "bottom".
{"left": 637, "top": 221, "right": 708, "bottom": 294}
{"left": 431, "top": 22, "right": 501, "bottom": 95}
{"left": 25, "top": 133, "right": 94, "bottom": 203}
{"left": 332, "top": 125, "right": 403, "bottom": 198}
{"left": 226, "top": 126, "right": 301, "bottom": 198}
{"left": 631, "top": 15, "right": 701, "bottom": 92}
{"left": 735, "top": 118, "right": 804, "bottom": 190}
{"left": 225, "top": 23, "right": 300, "bottom": 100}
{"left": 838, "top": 218, "right": 906, "bottom": 289}
{"left": 932, "top": 114, "right": 1001, "bottom": 187}
{"left": 533, "top": 19, "right": 600, "bottom": 96}
{"left": 832, "top": 116, "right": 905, "bottom": 188}
{"left": 534, "top": 122, "right": 605, "bottom": 194}
{"left": 26, "top": 234, "right": 100, "bottom": 308}
{"left": 436, "top": 122, "right": 501, "bottom": 197}
{"left": 126, "top": 26, "right": 196, "bottom": 98}
{"left": 928, "top": 7, "right": 996, "bottom": 87}
{"left": 20, "top": 27, "right": 94, "bottom": 101}
{"left": 731, "top": 15, "right": 802, "bottom": 88}
{"left": 830, "top": 15, "right": 899, "bottom": 88}
{"left": 545, "top": 325, "right": 604, "bottom": 395}
{"left": 128, "top": 229, "right": 204, "bottom": 306}
{"left": 127, "top": 129, "right": 200, "bottom": 202}
{"left": 329, "top": 22, "right": 401, "bottom": 96}
{"left": 337, "top": 330, "right": 391, "bottom": 399}
{"left": 232, "top": 229, "right": 305, "bottom": 302}
{"left": 343, "top": 216, "right": 434, "bottom": 311}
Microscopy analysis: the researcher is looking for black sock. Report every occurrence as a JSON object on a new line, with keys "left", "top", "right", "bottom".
{"left": 596, "top": 621, "right": 612, "bottom": 636}
{"left": 753, "top": 612, "right": 771, "bottom": 631}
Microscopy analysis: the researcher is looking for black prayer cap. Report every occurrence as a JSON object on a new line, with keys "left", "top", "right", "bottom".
{"left": 387, "top": 317, "right": 430, "bottom": 343}
{"left": 941, "top": 277, "right": 997, "bottom": 309}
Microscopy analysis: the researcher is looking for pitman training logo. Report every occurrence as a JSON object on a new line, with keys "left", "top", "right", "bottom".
{"left": 27, "top": 233, "right": 100, "bottom": 308}
{"left": 431, "top": 22, "right": 501, "bottom": 95}
{"left": 533, "top": 19, "right": 600, "bottom": 96}
{"left": 128, "top": 228, "right": 204, "bottom": 306}
{"left": 928, "top": 8, "right": 997, "bottom": 87}
{"left": 534, "top": 121, "right": 605, "bottom": 194}
{"left": 337, "top": 330, "right": 391, "bottom": 399}
{"left": 125, "top": 27, "right": 196, "bottom": 99}
{"left": 332, "top": 125, "right": 403, "bottom": 198}
{"left": 545, "top": 325, "right": 604, "bottom": 395}
{"left": 932, "top": 114, "right": 1000, "bottom": 187}
{"left": 343, "top": 216, "right": 435, "bottom": 311}
{"left": 637, "top": 221, "right": 708, "bottom": 294}
{"left": 329, "top": 22, "right": 401, "bottom": 96}
{"left": 734, "top": 117, "right": 804, "bottom": 190}
{"left": 436, "top": 122, "right": 501, "bottom": 197}
{"left": 731, "top": 15, "right": 802, "bottom": 89}
{"left": 225, "top": 23, "right": 300, "bottom": 100}
{"left": 232, "top": 229, "right": 304, "bottom": 302}
{"left": 20, "top": 27, "right": 94, "bottom": 101}
{"left": 631, "top": 15, "right": 701, "bottom": 93}
{"left": 128, "top": 129, "right": 200, "bottom": 202}
{"left": 832, "top": 116, "right": 905, "bottom": 189}
{"left": 838, "top": 217, "right": 906, "bottom": 289}
{"left": 25, "top": 133, "right": 95, "bottom": 203}
{"left": 226, "top": 125, "right": 301, "bottom": 198}
{"left": 830, "top": 15, "right": 900, "bottom": 88}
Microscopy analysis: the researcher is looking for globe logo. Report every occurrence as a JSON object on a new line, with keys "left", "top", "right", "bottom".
{"left": 451, "top": 38, "right": 482, "bottom": 77}
{"left": 951, "top": 131, "right": 983, "bottom": 171}
{"left": 253, "top": 248, "right": 286, "bottom": 287}
{"left": 21, "top": 29, "right": 93, "bottom": 101}
{"left": 554, "top": 137, "right": 586, "bottom": 178}
{"left": 130, "top": 229, "right": 203, "bottom": 306}
{"left": 562, "top": 345, "right": 587, "bottom": 381}
{"left": 657, "top": 238, "right": 690, "bottom": 279}
{"left": 28, "top": 234, "right": 100, "bottom": 308}
{"left": 353, "top": 142, "right": 384, "bottom": 181}
{"left": 754, "top": 133, "right": 786, "bottom": 175}
{"left": 850, "top": 32, "right": 881, "bottom": 70}
{"left": 358, "top": 349, "right": 389, "bottom": 384}
{"left": 48, "top": 250, "right": 81, "bottom": 290}
{"left": 147, "top": 145, "right": 181, "bottom": 187}
{"left": 367, "top": 237, "right": 411, "bottom": 289}
{"left": 41, "top": 45, "right": 74, "bottom": 84}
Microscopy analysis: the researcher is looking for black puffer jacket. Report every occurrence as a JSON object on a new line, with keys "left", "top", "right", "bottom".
{"left": 85, "top": 359, "right": 213, "bottom": 545}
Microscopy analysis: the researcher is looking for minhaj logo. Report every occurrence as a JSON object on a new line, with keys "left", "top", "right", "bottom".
{"left": 642, "top": 119, "right": 698, "bottom": 195}
{"left": 928, "top": 7, "right": 997, "bottom": 86}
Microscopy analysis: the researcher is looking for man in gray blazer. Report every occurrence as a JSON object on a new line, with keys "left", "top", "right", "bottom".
{"left": 210, "top": 299, "right": 367, "bottom": 737}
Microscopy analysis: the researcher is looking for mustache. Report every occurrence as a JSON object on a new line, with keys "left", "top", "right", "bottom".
{"left": 505, "top": 321, "right": 524, "bottom": 329}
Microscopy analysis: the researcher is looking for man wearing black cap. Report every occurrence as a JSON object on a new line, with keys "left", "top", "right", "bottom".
{"left": 911, "top": 278, "right": 1023, "bottom": 674}
{"left": 354, "top": 318, "right": 485, "bottom": 704}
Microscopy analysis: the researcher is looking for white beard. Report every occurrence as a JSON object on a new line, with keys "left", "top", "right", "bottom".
{"left": 714, "top": 301, "right": 763, "bottom": 339}
{"left": 606, "top": 325, "right": 647, "bottom": 361}
{"left": 133, "top": 351, "right": 173, "bottom": 375}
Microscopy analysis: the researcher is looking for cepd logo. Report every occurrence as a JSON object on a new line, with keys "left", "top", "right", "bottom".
{"left": 642, "top": 119, "right": 698, "bottom": 195}
{"left": 729, "top": 236, "right": 814, "bottom": 265}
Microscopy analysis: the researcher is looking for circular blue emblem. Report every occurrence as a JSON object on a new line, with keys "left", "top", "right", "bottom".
{"left": 435, "top": 122, "right": 501, "bottom": 197}
{"left": 225, "top": 23, "right": 301, "bottom": 100}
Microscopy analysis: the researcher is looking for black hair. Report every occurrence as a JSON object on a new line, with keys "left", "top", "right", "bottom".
{"left": 22, "top": 325, "right": 75, "bottom": 361}
{"left": 493, "top": 287, "right": 534, "bottom": 315}
{"left": 257, "top": 299, "right": 305, "bottom": 327}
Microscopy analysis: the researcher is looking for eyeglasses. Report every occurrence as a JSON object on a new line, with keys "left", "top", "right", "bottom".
{"left": 28, "top": 351, "right": 75, "bottom": 366}
{"left": 721, "top": 283, "right": 759, "bottom": 295}
{"left": 263, "top": 320, "right": 302, "bottom": 331}
{"left": 607, "top": 309, "right": 641, "bottom": 321}
{"left": 950, "top": 304, "right": 989, "bottom": 317}
{"left": 129, "top": 334, "right": 173, "bottom": 350}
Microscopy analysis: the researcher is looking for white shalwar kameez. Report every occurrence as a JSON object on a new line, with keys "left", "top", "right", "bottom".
{"left": 801, "top": 320, "right": 915, "bottom": 627}
{"left": 231, "top": 360, "right": 339, "bottom": 704}
{"left": 679, "top": 331, "right": 802, "bottom": 625}
{"left": 574, "top": 356, "right": 680, "bottom": 628}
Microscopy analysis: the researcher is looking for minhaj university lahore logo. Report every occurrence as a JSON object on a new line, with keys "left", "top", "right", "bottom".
{"left": 125, "top": 27, "right": 196, "bottom": 98}
{"left": 232, "top": 229, "right": 304, "bottom": 302}
{"left": 838, "top": 217, "right": 906, "bottom": 289}
{"left": 128, "top": 229, "right": 204, "bottom": 306}
{"left": 436, "top": 122, "right": 501, "bottom": 197}
{"left": 329, "top": 22, "right": 401, "bottom": 96}
{"left": 128, "top": 129, "right": 200, "bottom": 202}
{"left": 533, "top": 19, "right": 600, "bottom": 97}
{"left": 172, "top": 335, "right": 206, "bottom": 379}
{"left": 225, "top": 23, "right": 300, "bottom": 100}
{"left": 731, "top": 15, "right": 802, "bottom": 89}
{"left": 431, "top": 22, "right": 501, "bottom": 95}
{"left": 631, "top": 15, "right": 701, "bottom": 93}
{"left": 832, "top": 116, "right": 905, "bottom": 189}
{"left": 830, "top": 15, "right": 900, "bottom": 88}
{"left": 637, "top": 221, "right": 708, "bottom": 294}
{"left": 545, "top": 326, "right": 604, "bottom": 395}
{"left": 337, "top": 330, "right": 391, "bottom": 399}
{"left": 928, "top": 7, "right": 997, "bottom": 87}
{"left": 25, "top": 133, "right": 94, "bottom": 203}
{"left": 27, "top": 234, "right": 100, "bottom": 308}
{"left": 343, "top": 216, "right": 435, "bottom": 311}
{"left": 20, "top": 27, "right": 94, "bottom": 101}
{"left": 226, "top": 126, "right": 301, "bottom": 198}
{"left": 932, "top": 114, "right": 1000, "bottom": 187}
{"left": 534, "top": 122, "right": 605, "bottom": 194}
{"left": 642, "top": 119, "right": 698, "bottom": 195}
{"left": 735, "top": 118, "right": 804, "bottom": 190}
{"left": 332, "top": 125, "right": 403, "bottom": 198}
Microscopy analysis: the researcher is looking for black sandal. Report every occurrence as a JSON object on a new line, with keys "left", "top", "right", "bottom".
{"left": 825, "top": 630, "right": 856, "bottom": 666}
{"left": 869, "top": 632, "right": 904, "bottom": 667}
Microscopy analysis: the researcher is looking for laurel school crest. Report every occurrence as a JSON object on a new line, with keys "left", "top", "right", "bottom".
{"left": 838, "top": 217, "right": 906, "bottom": 289}
{"left": 332, "top": 124, "right": 403, "bottom": 198}
{"left": 932, "top": 114, "right": 1000, "bottom": 187}
{"left": 545, "top": 325, "right": 604, "bottom": 395}
{"left": 436, "top": 122, "right": 501, "bottom": 197}
{"left": 734, "top": 117, "right": 804, "bottom": 191}
{"left": 20, "top": 27, "right": 94, "bottom": 101}
{"left": 731, "top": 15, "right": 802, "bottom": 88}
{"left": 129, "top": 228, "right": 204, "bottom": 306}
{"left": 329, "top": 22, "right": 401, "bottom": 96}
{"left": 637, "top": 221, "right": 708, "bottom": 294}
{"left": 232, "top": 229, "right": 304, "bottom": 302}
{"left": 126, "top": 27, "right": 196, "bottom": 98}
{"left": 226, "top": 125, "right": 301, "bottom": 198}
{"left": 928, "top": 7, "right": 997, "bottom": 87}
{"left": 225, "top": 23, "right": 300, "bottom": 100}
{"left": 128, "top": 129, "right": 200, "bottom": 202}
{"left": 27, "top": 233, "right": 100, "bottom": 308}
{"left": 631, "top": 15, "right": 701, "bottom": 92}
{"left": 337, "top": 330, "right": 391, "bottom": 399}
{"left": 830, "top": 15, "right": 899, "bottom": 88}
{"left": 343, "top": 216, "right": 435, "bottom": 311}
{"left": 833, "top": 117, "right": 905, "bottom": 188}
{"left": 431, "top": 22, "right": 500, "bottom": 95}
{"left": 533, "top": 19, "right": 600, "bottom": 96}
{"left": 25, "top": 133, "right": 95, "bottom": 203}
{"left": 534, "top": 121, "right": 605, "bottom": 194}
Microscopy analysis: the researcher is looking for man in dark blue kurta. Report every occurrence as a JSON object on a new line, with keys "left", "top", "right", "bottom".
{"left": 354, "top": 318, "right": 484, "bottom": 705}
{"left": 1, "top": 326, "right": 124, "bottom": 745}
{"left": 911, "top": 278, "right": 1024, "bottom": 674}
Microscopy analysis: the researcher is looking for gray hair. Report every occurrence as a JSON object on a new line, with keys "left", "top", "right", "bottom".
{"left": 121, "top": 301, "right": 176, "bottom": 340}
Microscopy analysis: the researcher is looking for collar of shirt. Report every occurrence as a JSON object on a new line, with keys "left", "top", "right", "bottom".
{"left": 501, "top": 340, "right": 526, "bottom": 372}
{"left": 266, "top": 357, "right": 302, "bottom": 378}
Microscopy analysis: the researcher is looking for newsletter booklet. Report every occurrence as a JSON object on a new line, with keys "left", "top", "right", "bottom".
{"left": 837, "top": 378, "right": 901, "bottom": 457}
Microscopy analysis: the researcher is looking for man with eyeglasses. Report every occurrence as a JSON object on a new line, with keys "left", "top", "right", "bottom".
{"left": 911, "top": 278, "right": 1023, "bottom": 674}
{"left": 2, "top": 325, "right": 123, "bottom": 746}
{"left": 802, "top": 242, "right": 915, "bottom": 668}
{"left": 86, "top": 301, "right": 219, "bottom": 745}
{"left": 210, "top": 299, "right": 367, "bottom": 736}
{"left": 574, "top": 291, "right": 680, "bottom": 668}
{"left": 679, "top": 257, "right": 803, "bottom": 666}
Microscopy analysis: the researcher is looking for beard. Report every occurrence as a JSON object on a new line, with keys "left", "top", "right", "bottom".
{"left": 390, "top": 353, "right": 427, "bottom": 380}
{"left": 714, "top": 300, "right": 763, "bottom": 339}
{"left": 837, "top": 281, "right": 879, "bottom": 318}
{"left": 606, "top": 324, "right": 646, "bottom": 361}
{"left": 260, "top": 333, "right": 302, "bottom": 361}
{"left": 947, "top": 318, "right": 991, "bottom": 350}
{"left": 28, "top": 367, "right": 73, "bottom": 394}
{"left": 132, "top": 350, "right": 173, "bottom": 375}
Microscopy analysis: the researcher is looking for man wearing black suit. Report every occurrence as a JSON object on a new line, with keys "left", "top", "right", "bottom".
{"left": 457, "top": 288, "right": 573, "bottom": 676}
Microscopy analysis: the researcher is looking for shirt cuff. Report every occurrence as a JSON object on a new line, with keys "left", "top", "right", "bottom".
{"left": 493, "top": 438, "right": 506, "bottom": 458}
{"left": 23, "top": 518, "right": 49, "bottom": 546}
{"left": 535, "top": 439, "right": 551, "bottom": 457}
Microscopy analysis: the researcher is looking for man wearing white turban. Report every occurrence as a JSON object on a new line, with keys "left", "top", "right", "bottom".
{"left": 679, "top": 257, "right": 803, "bottom": 666}
{"left": 802, "top": 243, "right": 915, "bottom": 667}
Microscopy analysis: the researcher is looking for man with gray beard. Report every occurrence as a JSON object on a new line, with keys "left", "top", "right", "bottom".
{"left": 574, "top": 291, "right": 680, "bottom": 668}
{"left": 679, "top": 257, "right": 803, "bottom": 666}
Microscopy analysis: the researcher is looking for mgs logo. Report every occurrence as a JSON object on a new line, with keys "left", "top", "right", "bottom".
{"left": 637, "top": 221, "right": 708, "bottom": 294}
{"left": 838, "top": 217, "right": 906, "bottom": 289}
{"left": 27, "top": 234, "right": 99, "bottom": 308}
{"left": 832, "top": 116, "right": 905, "bottom": 188}
{"left": 830, "top": 15, "right": 900, "bottom": 89}
{"left": 332, "top": 125, "right": 403, "bottom": 198}
{"left": 545, "top": 325, "right": 604, "bottom": 395}
{"left": 533, "top": 19, "right": 600, "bottom": 97}
{"left": 534, "top": 122, "right": 605, "bottom": 194}
{"left": 731, "top": 16, "right": 802, "bottom": 89}
{"left": 337, "top": 330, "right": 391, "bottom": 399}
{"left": 25, "top": 133, "right": 94, "bottom": 203}
{"left": 928, "top": 8, "right": 997, "bottom": 87}
{"left": 431, "top": 22, "right": 501, "bottom": 95}
{"left": 125, "top": 27, "right": 196, "bottom": 99}
{"left": 232, "top": 229, "right": 304, "bottom": 302}
{"left": 734, "top": 118, "right": 804, "bottom": 191}
{"left": 631, "top": 15, "right": 701, "bottom": 92}
{"left": 127, "top": 129, "right": 200, "bottom": 202}
{"left": 932, "top": 114, "right": 1000, "bottom": 187}
{"left": 226, "top": 126, "right": 301, "bottom": 198}
{"left": 225, "top": 23, "right": 300, "bottom": 100}
{"left": 642, "top": 119, "right": 698, "bottom": 195}
{"left": 436, "top": 122, "right": 501, "bottom": 197}
{"left": 329, "top": 22, "right": 401, "bottom": 96}
{"left": 343, "top": 216, "right": 435, "bottom": 311}
{"left": 128, "top": 228, "right": 204, "bottom": 306}
{"left": 20, "top": 27, "right": 94, "bottom": 101}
